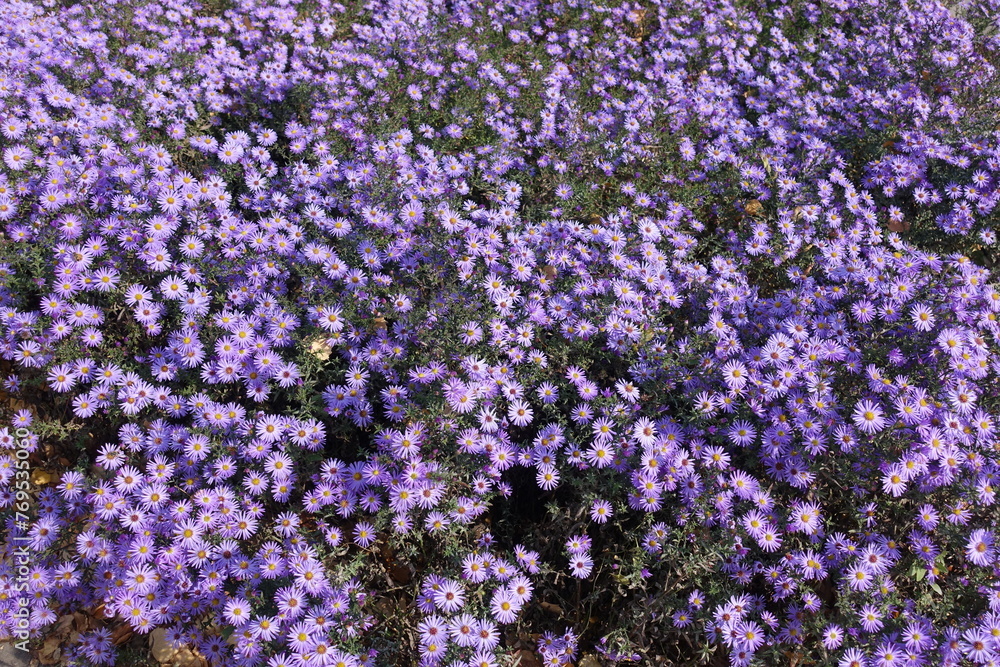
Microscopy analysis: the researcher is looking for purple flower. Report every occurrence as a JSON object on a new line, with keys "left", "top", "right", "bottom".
{"left": 353, "top": 522, "right": 376, "bottom": 548}
{"left": 820, "top": 624, "right": 844, "bottom": 650}
{"left": 853, "top": 399, "right": 887, "bottom": 434}
{"left": 432, "top": 579, "right": 465, "bottom": 613}
{"left": 569, "top": 554, "right": 593, "bottom": 579}
{"left": 590, "top": 499, "right": 613, "bottom": 524}
{"left": 838, "top": 648, "right": 867, "bottom": 667}
{"left": 966, "top": 529, "right": 995, "bottom": 567}
{"left": 858, "top": 605, "right": 884, "bottom": 633}
{"left": 223, "top": 598, "right": 251, "bottom": 626}
{"left": 565, "top": 534, "right": 592, "bottom": 555}
{"left": 536, "top": 467, "right": 560, "bottom": 491}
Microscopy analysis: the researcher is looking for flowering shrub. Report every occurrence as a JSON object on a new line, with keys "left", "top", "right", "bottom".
{"left": 1, "top": 0, "right": 1000, "bottom": 665}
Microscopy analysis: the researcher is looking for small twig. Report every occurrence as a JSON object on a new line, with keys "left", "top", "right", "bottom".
{"left": 574, "top": 579, "right": 582, "bottom": 626}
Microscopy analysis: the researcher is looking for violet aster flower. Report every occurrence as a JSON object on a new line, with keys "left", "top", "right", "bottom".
{"left": 858, "top": 605, "right": 884, "bottom": 633}
{"left": 432, "top": 579, "right": 465, "bottom": 613}
{"left": 966, "top": 530, "right": 995, "bottom": 567}
{"left": 4, "top": 2, "right": 1000, "bottom": 666}
{"left": 569, "top": 553, "right": 593, "bottom": 579}
{"left": 591, "top": 499, "right": 613, "bottom": 524}
{"left": 822, "top": 625, "right": 844, "bottom": 650}
{"left": 853, "top": 399, "right": 888, "bottom": 434}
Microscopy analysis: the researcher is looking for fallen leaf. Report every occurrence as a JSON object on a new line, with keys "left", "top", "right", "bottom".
{"left": 888, "top": 218, "right": 910, "bottom": 233}
{"left": 37, "top": 614, "right": 76, "bottom": 664}
{"left": 512, "top": 650, "right": 543, "bottom": 667}
{"left": 111, "top": 622, "right": 134, "bottom": 646}
{"left": 539, "top": 601, "right": 564, "bottom": 616}
{"left": 309, "top": 338, "right": 332, "bottom": 361}
{"left": 150, "top": 627, "right": 208, "bottom": 667}
{"left": 71, "top": 611, "right": 96, "bottom": 633}
{"left": 31, "top": 469, "right": 53, "bottom": 486}
{"left": 389, "top": 562, "right": 411, "bottom": 584}
{"left": 37, "top": 634, "right": 62, "bottom": 665}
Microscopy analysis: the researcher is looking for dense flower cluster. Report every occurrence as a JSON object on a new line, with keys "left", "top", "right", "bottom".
{"left": 0, "top": 0, "right": 999, "bottom": 665}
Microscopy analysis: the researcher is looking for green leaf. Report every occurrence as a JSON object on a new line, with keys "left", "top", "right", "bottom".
{"left": 914, "top": 567, "right": 926, "bottom": 581}
{"left": 929, "top": 583, "right": 942, "bottom": 595}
